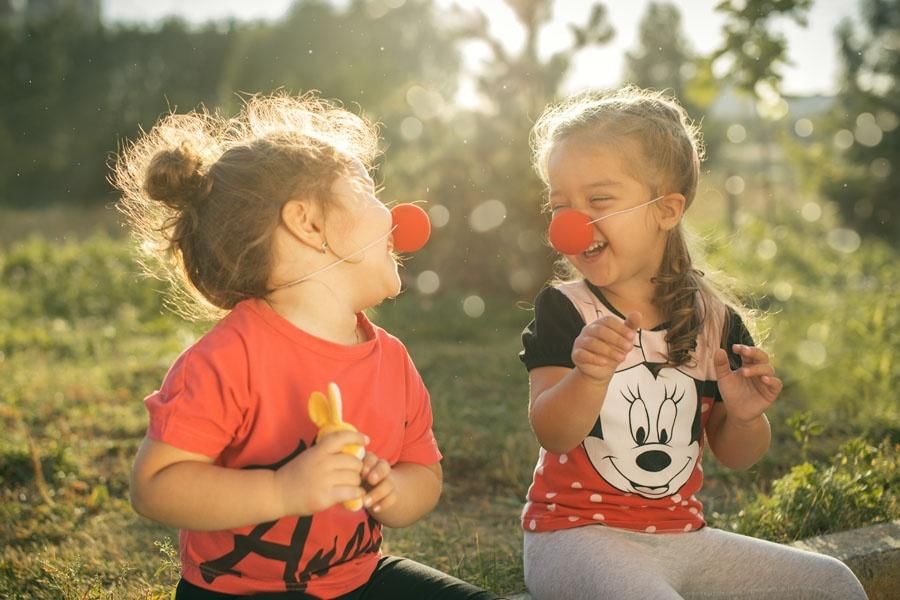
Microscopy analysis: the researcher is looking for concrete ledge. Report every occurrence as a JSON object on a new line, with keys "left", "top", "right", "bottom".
{"left": 506, "top": 521, "right": 899, "bottom": 600}
{"left": 791, "top": 520, "right": 899, "bottom": 600}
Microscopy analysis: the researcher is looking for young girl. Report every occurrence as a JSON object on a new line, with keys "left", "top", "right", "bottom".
{"left": 518, "top": 87, "right": 867, "bottom": 600}
{"left": 115, "top": 94, "right": 495, "bottom": 599}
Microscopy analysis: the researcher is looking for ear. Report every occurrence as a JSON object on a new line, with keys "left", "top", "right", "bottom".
{"left": 281, "top": 198, "right": 325, "bottom": 251}
{"left": 656, "top": 193, "right": 686, "bottom": 231}
{"left": 308, "top": 391, "right": 332, "bottom": 427}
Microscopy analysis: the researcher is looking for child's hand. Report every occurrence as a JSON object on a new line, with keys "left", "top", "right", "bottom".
{"left": 273, "top": 430, "right": 368, "bottom": 517}
{"left": 714, "top": 345, "right": 783, "bottom": 426}
{"left": 572, "top": 312, "right": 641, "bottom": 384}
{"left": 360, "top": 451, "right": 397, "bottom": 515}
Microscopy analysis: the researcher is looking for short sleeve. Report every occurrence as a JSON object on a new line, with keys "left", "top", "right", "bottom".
{"left": 519, "top": 286, "right": 585, "bottom": 371}
{"left": 396, "top": 350, "right": 442, "bottom": 466}
{"left": 714, "top": 309, "right": 756, "bottom": 402}
{"left": 144, "top": 343, "right": 248, "bottom": 458}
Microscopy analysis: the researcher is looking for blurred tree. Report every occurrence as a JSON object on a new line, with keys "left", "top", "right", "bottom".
{"left": 423, "top": 0, "right": 615, "bottom": 298}
{"left": 710, "top": 0, "right": 812, "bottom": 221}
{"left": 0, "top": 0, "right": 460, "bottom": 209}
{"left": 817, "top": 0, "right": 898, "bottom": 246}
{"left": 623, "top": 2, "right": 693, "bottom": 103}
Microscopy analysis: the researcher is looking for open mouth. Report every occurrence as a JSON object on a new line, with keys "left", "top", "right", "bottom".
{"left": 583, "top": 240, "right": 608, "bottom": 258}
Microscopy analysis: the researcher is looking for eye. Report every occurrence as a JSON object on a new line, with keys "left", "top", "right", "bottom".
{"left": 549, "top": 204, "right": 569, "bottom": 214}
{"left": 628, "top": 396, "right": 650, "bottom": 446}
{"left": 589, "top": 196, "right": 613, "bottom": 203}
{"left": 657, "top": 397, "right": 677, "bottom": 445}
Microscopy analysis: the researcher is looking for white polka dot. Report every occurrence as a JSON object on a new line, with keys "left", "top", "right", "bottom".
{"left": 689, "top": 507, "right": 699, "bottom": 514}
{"left": 690, "top": 495, "right": 698, "bottom": 502}
{"left": 571, "top": 481, "right": 582, "bottom": 489}
{"left": 568, "top": 515, "right": 579, "bottom": 522}
{"left": 536, "top": 465, "right": 544, "bottom": 475}
{"left": 671, "top": 494, "right": 682, "bottom": 503}
{"left": 684, "top": 523, "right": 693, "bottom": 532}
{"left": 528, "top": 519, "right": 537, "bottom": 530}
{"left": 592, "top": 513, "right": 605, "bottom": 521}
{"left": 559, "top": 454, "right": 569, "bottom": 464}
{"left": 668, "top": 506, "right": 676, "bottom": 511}
{"left": 589, "top": 494, "right": 602, "bottom": 503}
{"left": 646, "top": 525, "right": 657, "bottom": 533}
{"left": 681, "top": 501, "right": 688, "bottom": 506}
{"left": 548, "top": 504, "right": 557, "bottom": 512}
{"left": 545, "top": 492, "right": 557, "bottom": 499}
{"left": 701, "top": 403, "right": 710, "bottom": 412}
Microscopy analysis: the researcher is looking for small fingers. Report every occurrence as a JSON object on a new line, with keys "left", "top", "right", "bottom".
{"left": 364, "top": 459, "right": 391, "bottom": 487}
{"left": 364, "top": 480, "right": 397, "bottom": 513}
{"left": 360, "top": 452, "right": 379, "bottom": 478}
{"left": 738, "top": 363, "right": 775, "bottom": 379}
{"left": 760, "top": 375, "right": 783, "bottom": 394}
{"left": 317, "top": 430, "right": 369, "bottom": 454}
{"left": 733, "top": 344, "right": 769, "bottom": 364}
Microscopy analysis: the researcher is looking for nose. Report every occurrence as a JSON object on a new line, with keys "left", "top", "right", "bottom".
{"left": 636, "top": 450, "right": 671, "bottom": 472}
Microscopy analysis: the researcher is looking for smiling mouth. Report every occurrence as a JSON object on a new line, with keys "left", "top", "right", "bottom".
{"left": 607, "top": 456, "right": 693, "bottom": 496}
{"left": 583, "top": 240, "right": 608, "bottom": 258}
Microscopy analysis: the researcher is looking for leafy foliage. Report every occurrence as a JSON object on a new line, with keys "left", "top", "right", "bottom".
{"left": 727, "top": 437, "right": 898, "bottom": 543}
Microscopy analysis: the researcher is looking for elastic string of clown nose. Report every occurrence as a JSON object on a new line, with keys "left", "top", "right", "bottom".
{"left": 586, "top": 195, "right": 664, "bottom": 225}
{"left": 269, "top": 225, "right": 397, "bottom": 292}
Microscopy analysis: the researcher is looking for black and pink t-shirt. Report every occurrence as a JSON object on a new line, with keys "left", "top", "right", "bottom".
{"left": 519, "top": 280, "right": 752, "bottom": 534}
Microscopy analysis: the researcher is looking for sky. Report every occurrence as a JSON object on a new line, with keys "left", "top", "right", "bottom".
{"left": 102, "top": 0, "right": 860, "bottom": 98}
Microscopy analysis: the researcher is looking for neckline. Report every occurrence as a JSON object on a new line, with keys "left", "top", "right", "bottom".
{"left": 582, "top": 279, "right": 669, "bottom": 332}
{"left": 245, "top": 298, "right": 378, "bottom": 359}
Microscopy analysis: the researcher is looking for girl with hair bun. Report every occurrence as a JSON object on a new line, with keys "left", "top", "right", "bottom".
{"left": 518, "top": 86, "right": 867, "bottom": 599}
{"left": 115, "top": 93, "right": 495, "bottom": 599}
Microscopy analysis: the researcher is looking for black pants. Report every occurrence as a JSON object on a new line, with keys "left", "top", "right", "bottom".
{"left": 175, "top": 556, "right": 500, "bottom": 599}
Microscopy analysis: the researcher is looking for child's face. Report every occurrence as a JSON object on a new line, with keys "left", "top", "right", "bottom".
{"left": 326, "top": 161, "right": 401, "bottom": 308}
{"left": 546, "top": 136, "right": 669, "bottom": 293}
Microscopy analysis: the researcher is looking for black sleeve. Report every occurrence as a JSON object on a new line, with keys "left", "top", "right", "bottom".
{"left": 714, "top": 308, "right": 756, "bottom": 402}
{"left": 519, "top": 286, "right": 586, "bottom": 371}
{"left": 723, "top": 308, "right": 755, "bottom": 369}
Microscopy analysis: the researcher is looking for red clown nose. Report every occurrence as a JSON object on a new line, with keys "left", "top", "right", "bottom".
{"left": 390, "top": 203, "right": 431, "bottom": 253}
{"left": 548, "top": 210, "right": 593, "bottom": 255}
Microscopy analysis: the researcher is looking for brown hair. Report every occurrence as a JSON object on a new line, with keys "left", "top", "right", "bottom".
{"left": 531, "top": 86, "right": 752, "bottom": 366}
{"left": 112, "top": 92, "right": 380, "bottom": 320}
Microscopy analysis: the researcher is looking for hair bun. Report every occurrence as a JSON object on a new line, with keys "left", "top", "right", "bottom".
{"left": 143, "top": 141, "right": 211, "bottom": 210}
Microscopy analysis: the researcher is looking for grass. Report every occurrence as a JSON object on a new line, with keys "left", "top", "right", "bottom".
{"left": 1, "top": 222, "right": 897, "bottom": 598}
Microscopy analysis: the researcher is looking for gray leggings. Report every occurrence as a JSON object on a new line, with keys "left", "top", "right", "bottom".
{"left": 524, "top": 525, "right": 867, "bottom": 600}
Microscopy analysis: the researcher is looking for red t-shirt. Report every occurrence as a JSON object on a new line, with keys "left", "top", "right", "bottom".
{"left": 144, "top": 299, "right": 441, "bottom": 596}
{"left": 520, "top": 281, "right": 752, "bottom": 535}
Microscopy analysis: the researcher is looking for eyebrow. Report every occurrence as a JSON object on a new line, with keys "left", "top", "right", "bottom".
{"left": 549, "top": 180, "right": 623, "bottom": 198}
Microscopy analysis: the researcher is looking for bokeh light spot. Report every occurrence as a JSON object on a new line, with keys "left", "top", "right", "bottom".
{"left": 833, "top": 129, "right": 854, "bottom": 150}
{"left": 469, "top": 199, "right": 507, "bottom": 233}
{"left": 772, "top": 281, "right": 793, "bottom": 302}
{"left": 428, "top": 204, "right": 450, "bottom": 228}
{"left": 801, "top": 202, "right": 822, "bottom": 222}
{"left": 724, "top": 175, "right": 745, "bottom": 195}
{"left": 797, "top": 340, "right": 827, "bottom": 368}
{"left": 416, "top": 270, "right": 440, "bottom": 295}
{"left": 826, "top": 228, "right": 861, "bottom": 254}
{"left": 400, "top": 117, "right": 423, "bottom": 141}
{"left": 726, "top": 124, "right": 746, "bottom": 144}
{"left": 462, "top": 295, "right": 485, "bottom": 318}
{"left": 794, "top": 118, "right": 814, "bottom": 137}
{"left": 756, "top": 239, "right": 777, "bottom": 260}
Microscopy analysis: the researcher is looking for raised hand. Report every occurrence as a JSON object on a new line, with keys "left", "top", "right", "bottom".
{"left": 572, "top": 311, "right": 641, "bottom": 384}
{"left": 273, "top": 429, "right": 368, "bottom": 517}
{"left": 360, "top": 451, "right": 397, "bottom": 516}
{"left": 714, "top": 344, "right": 783, "bottom": 426}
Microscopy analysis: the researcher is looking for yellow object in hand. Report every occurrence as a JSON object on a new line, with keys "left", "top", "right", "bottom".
{"left": 308, "top": 382, "right": 366, "bottom": 511}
